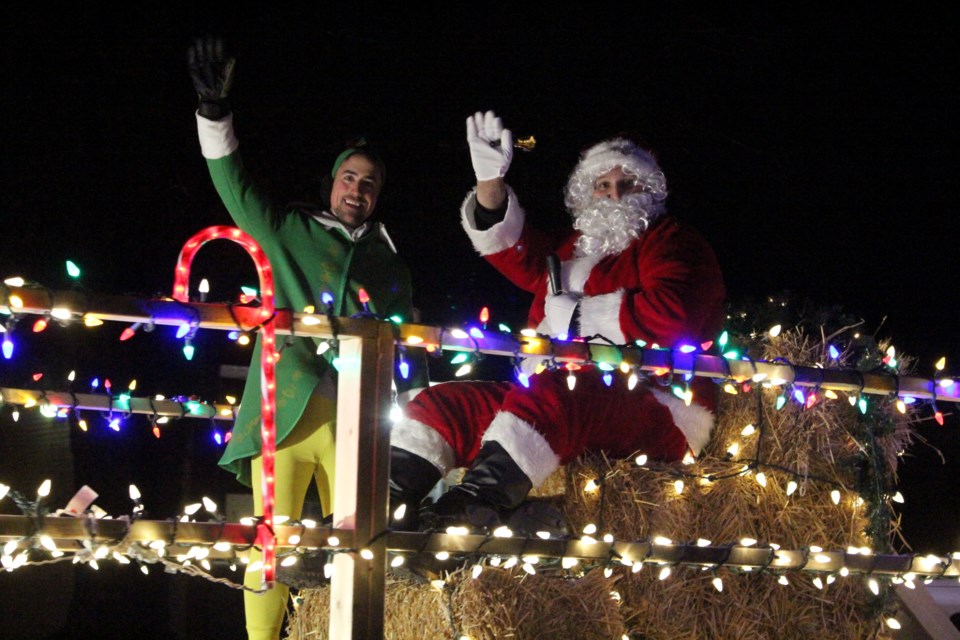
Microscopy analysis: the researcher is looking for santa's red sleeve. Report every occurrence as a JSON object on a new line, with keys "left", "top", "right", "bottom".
{"left": 460, "top": 187, "right": 564, "bottom": 296}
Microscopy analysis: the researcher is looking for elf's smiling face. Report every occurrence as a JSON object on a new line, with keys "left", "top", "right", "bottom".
{"left": 330, "top": 154, "right": 383, "bottom": 229}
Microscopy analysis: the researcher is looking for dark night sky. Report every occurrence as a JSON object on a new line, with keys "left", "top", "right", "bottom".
{"left": 2, "top": 5, "right": 959, "bottom": 638}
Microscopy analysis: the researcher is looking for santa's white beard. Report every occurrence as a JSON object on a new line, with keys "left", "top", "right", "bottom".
{"left": 572, "top": 194, "right": 657, "bottom": 258}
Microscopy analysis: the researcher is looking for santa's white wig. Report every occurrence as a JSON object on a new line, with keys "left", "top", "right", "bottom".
{"left": 565, "top": 137, "right": 669, "bottom": 214}
{"left": 564, "top": 138, "right": 669, "bottom": 257}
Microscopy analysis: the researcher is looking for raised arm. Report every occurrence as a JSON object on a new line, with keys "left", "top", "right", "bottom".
{"left": 467, "top": 110, "right": 513, "bottom": 210}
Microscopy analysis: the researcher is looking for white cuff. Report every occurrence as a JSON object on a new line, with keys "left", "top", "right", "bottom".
{"left": 482, "top": 412, "right": 560, "bottom": 488}
{"left": 578, "top": 290, "right": 625, "bottom": 343}
{"left": 460, "top": 186, "right": 524, "bottom": 255}
{"left": 196, "top": 111, "right": 239, "bottom": 160}
{"left": 389, "top": 418, "right": 454, "bottom": 475}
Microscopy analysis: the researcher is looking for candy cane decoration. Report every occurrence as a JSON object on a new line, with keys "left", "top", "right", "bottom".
{"left": 172, "top": 226, "right": 278, "bottom": 588}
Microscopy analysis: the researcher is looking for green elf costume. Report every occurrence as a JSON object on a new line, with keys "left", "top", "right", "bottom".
{"left": 188, "top": 37, "right": 428, "bottom": 640}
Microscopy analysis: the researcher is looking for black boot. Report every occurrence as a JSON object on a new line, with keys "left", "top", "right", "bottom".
{"left": 388, "top": 446, "right": 442, "bottom": 532}
{"left": 420, "top": 440, "right": 533, "bottom": 533}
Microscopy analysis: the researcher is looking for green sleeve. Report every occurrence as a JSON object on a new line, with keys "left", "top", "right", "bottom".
{"left": 205, "top": 151, "right": 285, "bottom": 244}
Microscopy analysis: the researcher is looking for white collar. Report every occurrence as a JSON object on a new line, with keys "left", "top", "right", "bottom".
{"left": 303, "top": 208, "right": 398, "bottom": 253}
{"left": 311, "top": 209, "right": 371, "bottom": 241}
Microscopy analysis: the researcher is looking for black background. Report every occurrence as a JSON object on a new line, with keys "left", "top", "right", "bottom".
{"left": 1, "top": 5, "right": 958, "bottom": 639}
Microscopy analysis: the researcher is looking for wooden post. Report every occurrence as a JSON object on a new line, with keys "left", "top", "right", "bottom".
{"left": 328, "top": 321, "right": 396, "bottom": 639}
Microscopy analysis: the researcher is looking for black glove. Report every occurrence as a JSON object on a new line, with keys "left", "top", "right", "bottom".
{"left": 187, "top": 36, "right": 236, "bottom": 120}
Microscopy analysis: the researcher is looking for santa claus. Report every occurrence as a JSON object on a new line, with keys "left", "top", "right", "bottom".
{"left": 388, "top": 111, "right": 726, "bottom": 534}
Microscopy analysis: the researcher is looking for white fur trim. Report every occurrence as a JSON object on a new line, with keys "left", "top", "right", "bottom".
{"left": 481, "top": 412, "right": 560, "bottom": 487}
{"left": 395, "top": 386, "right": 426, "bottom": 408}
{"left": 574, "top": 138, "right": 660, "bottom": 184}
{"left": 390, "top": 418, "right": 455, "bottom": 475}
{"left": 196, "top": 112, "right": 239, "bottom": 160}
{"left": 460, "top": 186, "right": 525, "bottom": 256}
{"left": 578, "top": 290, "right": 626, "bottom": 343}
{"left": 563, "top": 254, "right": 602, "bottom": 294}
{"left": 649, "top": 388, "right": 715, "bottom": 454}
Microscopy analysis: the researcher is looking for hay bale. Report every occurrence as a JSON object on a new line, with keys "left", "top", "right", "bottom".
{"left": 612, "top": 568, "right": 883, "bottom": 640}
{"left": 451, "top": 566, "right": 626, "bottom": 640}
{"left": 285, "top": 576, "right": 451, "bottom": 640}
{"left": 555, "top": 325, "right": 919, "bottom": 639}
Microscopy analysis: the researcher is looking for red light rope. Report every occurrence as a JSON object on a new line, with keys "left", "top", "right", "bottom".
{"left": 172, "top": 226, "right": 278, "bottom": 588}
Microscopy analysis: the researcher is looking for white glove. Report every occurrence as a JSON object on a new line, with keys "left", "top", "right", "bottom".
{"left": 466, "top": 110, "right": 513, "bottom": 181}
{"left": 542, "top": 293, "right": 581, "bottom": 338}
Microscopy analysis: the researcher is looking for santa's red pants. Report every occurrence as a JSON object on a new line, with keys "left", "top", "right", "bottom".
{"left": 393, "top": 368, "right": 712, "bottom": 487}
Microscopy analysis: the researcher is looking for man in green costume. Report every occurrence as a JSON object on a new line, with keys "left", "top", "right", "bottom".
{"left": 187, "top": 36, "right": 428, "bottom": 640}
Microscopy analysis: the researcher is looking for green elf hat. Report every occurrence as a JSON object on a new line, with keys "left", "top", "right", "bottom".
{"left": 330, "top": 137, "right": 385, "bottom": 184}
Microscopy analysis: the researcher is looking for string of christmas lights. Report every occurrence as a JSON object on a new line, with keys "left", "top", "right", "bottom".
{"left": 2, "top": 234, "right": 959, "bottom": 637}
